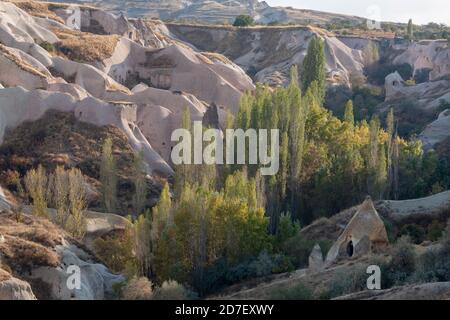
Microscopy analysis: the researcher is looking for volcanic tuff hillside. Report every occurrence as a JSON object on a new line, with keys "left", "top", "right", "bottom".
{"left": 48, "top": 0, "right": 366, "bottom": 26}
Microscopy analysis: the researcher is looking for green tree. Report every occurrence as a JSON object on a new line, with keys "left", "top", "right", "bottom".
{"left": 233, "top": 15, "right": 254, "bottom": 27}
{"left": 301, "top": 36, "right": 326, "bottom": 104}
{"left": 132, "top": 151, "right": 147, "bottom": 215}
{"left": 24, "top": 165, "right": 49, "bottom": 218}
{"left": 66, "top": 168, "right": 87, "bottom": 240}
{"left": 344, "top": 100, "right": 355, "bottom": 125}
{"left": 407, "top": 19, "right": 414, "bottom": 40}
{"left": 100, "top": 137, "right": 118, "bottom": 212}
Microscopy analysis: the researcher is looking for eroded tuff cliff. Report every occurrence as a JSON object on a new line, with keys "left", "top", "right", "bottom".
{"left": 0, "top": 1, "right": 254, "bottom": 177}
{"left": 46, "top": 0, "right": 366, "bottom": 26}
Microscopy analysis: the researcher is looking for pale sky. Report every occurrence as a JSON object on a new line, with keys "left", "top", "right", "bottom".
{"left": 265, "top": 0, "right": 450, "bottom": 25}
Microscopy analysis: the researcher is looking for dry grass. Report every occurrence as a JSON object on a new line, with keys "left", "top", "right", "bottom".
{"left": 200, "top": 52, "right": 233, "bottom": 65}
{"left": 336, "top": 29, "right": 396, "bottom": 39}
{"left": 0, "top": 211, "right": 61, "bottom": 272}
{"left": 51, "top": 28, "right": 120, "bottom": 63}
{"left": 7, "top": 0, "right": 65, "bottom": 24}
{"left": 0, "top": 44, "right": 50, "bottom": 79}
{"left": 0, "top": 268, "right": 12, "bottom": 282}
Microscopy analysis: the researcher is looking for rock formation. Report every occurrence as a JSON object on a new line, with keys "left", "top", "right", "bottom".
{"left": 308, "top": 244, "right": 324, "bottom": 272}
{"left": 46, "top": 0, "right": 366, "bottom": 26}
{"left": 377, "top": 190, "right": 450, "bottom": 222}
{"left": 393, "top": 40, "right": 450, "bottom": 82}
{"left": 167, "top": 24, "right": 367, "bottom": 88}
{"left": 385, "top": 71, "right": 450, "bottom": 105}
{"left": 325, "top": 197, "right": 389, "bottom": 265}
{"left": 0, "top": 276, "right": 37, "bottom": 300}
{"left": 29, "top": 241, "right": 124, "bottom": 300}
{"left": 0, "top": 209, "right": 124, "bottom": 300}
{"left": 420, "top": 110, "right": 450, "bottom": 150}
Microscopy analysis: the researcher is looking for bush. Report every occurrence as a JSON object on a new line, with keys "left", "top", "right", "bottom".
{"left": 327, "top": 266, "right": 367, "bottom": 298}
{"left": 413, "top": 220, "right": 450, "bottom": 282}
{"left": 414, "top": 68, "right": 432, "bottom": 84}
{"left": 122, "top": 277, "right": 153, "bottom": 300}
{"left": 385, "top": 236, "right": 416, "bottom": 287}
{"left": 274, "top": 213, "right": 300, "bottom": 249}
{"left": 427, "top": 220, "right": 445, "bottom": 242}
{"left": 399, "top": 224, "right": 425, "bottom": 244}
{"left": 153, "top": 280, "right": 197, "bottom": 300}
{"left": 281, "top": 235, "right": 331, "bottom": 269}
{"left": 94, "top": 225, "right": 137, "bottom": 275}
{"left": 1, "top": 170, "right": 20, "bottom": 190}
{"left": 225, "top": 251, "right": 294, "bottom": 284}
{"left": 270, "top": 282, "right": 313, "bottom": 300}
{"left": 233, "top": 15, "right": 254, "bottom": 27}
{"left": 40, "top": 41, "right": 55, "bottom": 53}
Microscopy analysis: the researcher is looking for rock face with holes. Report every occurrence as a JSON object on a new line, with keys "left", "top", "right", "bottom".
{"left": 325, "top": 197, "right": 389, "bottom": 266}
{"left": 385, "top": 71, "right": 450, "bottom": 105}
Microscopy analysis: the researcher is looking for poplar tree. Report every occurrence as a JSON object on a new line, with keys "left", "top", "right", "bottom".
{"left": 407, "top": 19, "right": 414, "bottom": 40}
{"left": 344, "top": 100, "right": 355, "bottom": 125}
{"left": 24, "top": 165, "right": 49, "bottom": 218}
{"left": 301, "top": 36, "right": 326, "bottom": 104}
{"left": 100, "top": 137, "right": 118, "bottom": 212}
{"left": 132, "top": 151, "right": 147, "bottom": 215}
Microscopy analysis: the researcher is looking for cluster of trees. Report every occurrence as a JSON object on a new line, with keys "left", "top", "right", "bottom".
{"left": 132, "top": 172, "right": 274, "bottom": 295}
{"left": 23, "top": 165, "right": 87, "bottom": 239}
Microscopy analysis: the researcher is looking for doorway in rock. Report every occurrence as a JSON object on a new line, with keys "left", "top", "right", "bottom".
{"left": 346, "top": 240, "right": 354, "bottom": 257}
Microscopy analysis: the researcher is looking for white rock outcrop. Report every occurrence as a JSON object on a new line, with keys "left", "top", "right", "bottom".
{"left": 0, "top": 186, "right": 12, "bottom": 211}
{"left": 393, "top": 40, "right": 450, "bottom": 81}
{"left": 419, "top": 107, "right": 450, "bottom": 150}
{"left": 0, "top": 277, "right": 37, "bottom": 300}
{"left": 30, "top": 242, "right": 124, "bottom": 300}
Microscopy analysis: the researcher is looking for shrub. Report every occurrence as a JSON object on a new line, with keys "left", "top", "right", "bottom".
{"left": 413, "top": 220, "right": 450, "bottom": 282}
{"left": 40, "top": 41, "right": 55, "bottom": 53}
{"left": 270, "top": 282, "right": 313, "bottom": 300}
{"left": 153, "top": 280, "right": 197, "bottom": 300}
{"left": 122, "top": 277, "right": 153, "bottom": 300}
{"left": 233, "top": 15, "right": 254, "bottom": 27}
{"left": 94, "top": 223, "right": 137, "bottom": 275}
{"left": 399, "top": 224, "right": 425, "bottom": 244}
{"left": 427, "top": 220, "right": 445, "bottom": 242}
{"left": 327, "top": 266, "right": 367, "bottom": 298}
{"left": 385, "top": 236, "right": 416, "bottom": 287}
{"left": 225, "top": 252, "right": 294, "bottom": 284}
{"left": 1, "top": 170, "right": 20, "bottom": 190}
{"left": 414, "top": 68, "right": 432, "bottom": 84}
